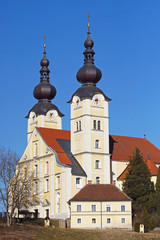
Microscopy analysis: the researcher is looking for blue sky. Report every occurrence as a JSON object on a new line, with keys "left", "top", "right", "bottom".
{"left": 1, "top": 0, "right": 160, "bottom": 157}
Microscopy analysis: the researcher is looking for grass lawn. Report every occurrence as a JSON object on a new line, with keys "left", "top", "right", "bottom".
{"left": 1, "top": 224, "right": 160, "bottom": 240}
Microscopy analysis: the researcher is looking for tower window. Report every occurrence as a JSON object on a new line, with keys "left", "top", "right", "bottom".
{"left": 93, "top": 120, "right": 101, "bottom": 130}
{"left": 95, "top": 139, "right": 100, "bottom": 149}
{"left": 98, "top": 121, "right": 101, "bottom": 130}
{"left": 95, "top": 160, "right": 100, "bottom": 169}
{"left": 93, "top": 120, "right": 96, "bottom": 130}
{"left": 76, "top": 121, "right": 82, "bottom": 132}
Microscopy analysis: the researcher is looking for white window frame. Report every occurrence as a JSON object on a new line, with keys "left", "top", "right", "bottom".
{"left": 91, "top": 205, "right": 96, "bottom": 212}
{"left": 121, "top": 204, "right": 125, "bottom": 212}
{"left": 45, "top": 178, "right": 49, "bottom": 192}
{"left": 106, "top": 204, "right": 111, "bottom": 212}
{"left": 77, "top": 218, "right": 81, "bottom": 224}
{"left": 95, "top": 160, "right": 101, "bottom": 169}
{"left": 92, "top": 218, "right": 96, "bottom": 224}
{"left": 76, "top": 177, "right": 82, "bottom": 189}
{"left": 77, "top": 205, "right": 81, "bottom": 212}
{"left": 56, "top": 175, "right": 60, "bottom": 189}
{"left": 107, "top": 218, "right": 111, "bottom": 224}
{"left": 45, "top": 161, "right": 49, "bottom": 175}
{"left": 95, "top": 139, "right": 100, "bottom": 149}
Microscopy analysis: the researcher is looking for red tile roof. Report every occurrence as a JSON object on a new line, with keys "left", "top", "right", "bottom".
{"left": 118, "top": 159, "right": 158, "bottom": 180}
{"left": 37, "top": 127, "right": 72, "bottom": 165}
{"left": 69, "top": 184, "right": 131, "bottom": 202}
{"left": 110, "top": 135, "right": 160, "bottom": 164}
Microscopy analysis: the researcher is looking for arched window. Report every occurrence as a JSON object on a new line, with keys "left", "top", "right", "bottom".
{"left": 98, "top": 121, "right": 101, "bottom": 130}
{"left": 95, "top": 160, "right": 100, "bottom": 169}
{"left": 95, "top": 139, "right": 99, "bottom": 149}
{"left": 45, "top": 161, "right": 49, "bottom": 175}
{"left": 34, "top": 142, "right": 38, "bottom": 157}
{"left": 93, "top": 120, "right": 96, "bottom": 130}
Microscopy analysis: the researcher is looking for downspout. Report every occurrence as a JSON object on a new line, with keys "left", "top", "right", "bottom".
{"left": 101, "top": 201, "right": 102, "bottom": 229}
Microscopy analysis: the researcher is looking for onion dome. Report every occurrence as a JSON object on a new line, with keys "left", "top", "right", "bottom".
{"left": 33, "top": 45, "right": 56, "bottom": 101}
{"left": 76, "top": 22, "right": 102, "bottom": 85}
{"left": 26, "top": 41, "right": 64, "bottom": 118}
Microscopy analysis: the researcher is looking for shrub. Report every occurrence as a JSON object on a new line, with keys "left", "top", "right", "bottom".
{"left": 134, "top": 222, "right": 140, "bottom": 232}
{"left": 150, "top": 217, "right": 156, "bottom": 230}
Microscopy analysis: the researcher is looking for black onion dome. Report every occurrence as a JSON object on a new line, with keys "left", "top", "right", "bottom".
{"left": 34, "top": 82, "right": 56, "bottom": 101}
{"left": 27, "top": 44, "right": 64, "bottom": 118}
{"left": 76, "top": 29, "right": 102, "bottom": 85}
{"left": 33, "top": 46, "right": 56, "bottom": 101}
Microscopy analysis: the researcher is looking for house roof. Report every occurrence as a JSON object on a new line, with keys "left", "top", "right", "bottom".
{"left": 118, "top": 158, "right": 158, "bottom": 180}
{"left": 37, "top": 127, "right": 86, "bottom": 176}
{"left": 110, "top": 135, "right": 160, "bottom": 164}
{"left": 69, "top": 184, "right": 131, "bottom": 203}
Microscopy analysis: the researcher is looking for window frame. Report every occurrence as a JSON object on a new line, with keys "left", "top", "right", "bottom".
{"left": 77, "top": 218, "right": 81, "bottom": 224}
{"left": 107, "top": 218, "right": 111, "bottom": 224}
{"left": 91, "top": 204, "right": 96, "bottom": 212}
{"left": 121, "top": 218, "right": 125, "bottom": 224}
{"left": 77, "top": 205, "right": 81, "bottom": 212}
{"left": 121, "top": 204, "right": 125, "bottom": 212}
{"left": 106, "top": 204, "right": 111, "bottom": 212}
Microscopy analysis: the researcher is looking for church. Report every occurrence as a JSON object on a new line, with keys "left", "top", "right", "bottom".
{"left": 18, "top": 21, "right": 160, "bottom": 226}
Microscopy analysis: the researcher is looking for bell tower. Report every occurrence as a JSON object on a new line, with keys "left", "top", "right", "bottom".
{"left": 69, "top": 19, "right": 111, "bottom": 184}
{"left": 26, "top": 40, "right": 64, "bottom": 142}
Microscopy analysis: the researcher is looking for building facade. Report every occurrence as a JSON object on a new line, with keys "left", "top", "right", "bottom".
{"left": 17, "top": 23, "right": 160, "bottom": 224}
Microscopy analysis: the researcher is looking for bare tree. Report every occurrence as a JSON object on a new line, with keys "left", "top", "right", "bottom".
{"left": 0, "top": 147, "right": 31, "bottom": 226}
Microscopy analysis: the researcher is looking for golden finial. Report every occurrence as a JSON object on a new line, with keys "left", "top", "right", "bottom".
{"left": 87, "top": 14, "right": 90, "bottom": 32}
{"left": 43, "top": 35, "right": 46, "bottom": 48}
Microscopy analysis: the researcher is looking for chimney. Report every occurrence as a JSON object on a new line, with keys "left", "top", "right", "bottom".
{"left": 88, "top": 180, "right": 92, "bottom": 184}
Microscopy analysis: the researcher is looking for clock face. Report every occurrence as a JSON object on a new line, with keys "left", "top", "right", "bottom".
{"left": 30, "top": 112, "right": 36, "bottom": 122}
{"left": 47, "top": 110, "right": 56, "bottom": 120}
{"left": 75, "top": 96, "right": 81, "bottom": 106}
{"left": 93, "top": 95, "right": 101, "bottom": 106}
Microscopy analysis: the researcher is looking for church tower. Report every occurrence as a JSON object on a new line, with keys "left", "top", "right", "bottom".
{"left": 69, "top": 21, "right": 111, "bottom": 184}
{"left": 26, "top": 42, "right": 64, "bottom": 142}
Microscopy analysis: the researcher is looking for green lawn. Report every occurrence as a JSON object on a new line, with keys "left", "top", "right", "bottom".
{"left": 0, "top": 224, "right": 160, "bottom": 240}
